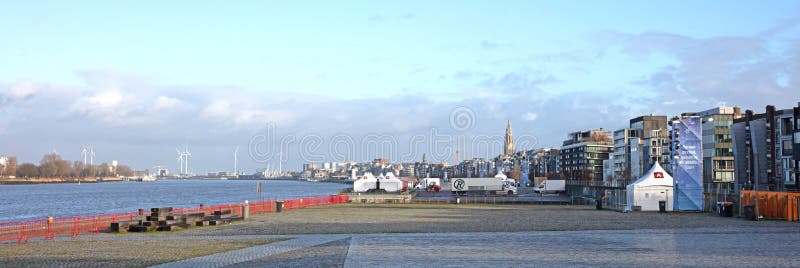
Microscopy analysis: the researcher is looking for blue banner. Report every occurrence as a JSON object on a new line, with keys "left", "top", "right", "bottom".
{"left": 520, "top": 160, "right": 530, "bottom": 186}
{"left": 673, "top": 117, "right": 704, "bottom": 211}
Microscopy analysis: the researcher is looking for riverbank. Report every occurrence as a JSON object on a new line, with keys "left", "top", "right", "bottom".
{"left": 0, "top": 177, "right": 122, "bottom": 185}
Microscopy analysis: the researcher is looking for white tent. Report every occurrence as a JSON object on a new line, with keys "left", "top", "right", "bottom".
{"left": 380, "top": 172, "right": 403, "bottom": 192}
{"left": 353, "top": 172, "right": 377, "bottom": 192}
{"left": 625, "top": 162, "right": 674, "bottom": 212}
{"left": 353, "top": 172, "right": 403, "bottom": 192}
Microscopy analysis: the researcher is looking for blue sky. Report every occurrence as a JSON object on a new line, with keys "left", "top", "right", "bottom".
{"left": 1, "top": 1, "right": 799, "bottom": 173}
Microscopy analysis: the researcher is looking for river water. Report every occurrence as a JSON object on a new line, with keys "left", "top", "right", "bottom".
{"left": 0, "top": 179, "right": 346, "bottom": 222}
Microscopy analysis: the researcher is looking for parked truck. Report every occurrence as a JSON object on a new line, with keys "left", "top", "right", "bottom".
{"left": 450, "top": 176, "right": 517, "bottom": 195}
{"left": 533, "top": 179, "right": 566, "bottom": 194}
{"left": 417, "top": 178, "right": 442, "bottom": 192}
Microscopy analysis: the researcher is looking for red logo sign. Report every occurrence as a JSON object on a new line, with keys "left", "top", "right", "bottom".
{"left": 654, "top": 172, "right": 664, "bottom": 178}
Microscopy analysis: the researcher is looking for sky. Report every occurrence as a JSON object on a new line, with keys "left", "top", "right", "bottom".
{"left": 1, "top": 1, "right": 799, "bottom": 174}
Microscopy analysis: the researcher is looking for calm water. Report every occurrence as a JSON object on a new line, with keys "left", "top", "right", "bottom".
{"left": 0, "top": 179, "right": 346, "bottom": 222}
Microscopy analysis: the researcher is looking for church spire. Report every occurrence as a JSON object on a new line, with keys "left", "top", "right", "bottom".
{"left": 504, "top": 120, "right": 514, "bottom": 156}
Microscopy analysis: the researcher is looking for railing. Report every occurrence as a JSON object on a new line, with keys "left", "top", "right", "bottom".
{"left": 567, "top": 180, "right": 631, "bottom": 188}
{"left": 740, "top": 190, "right": 800, "bottom": 221}
{"left": 0, "top": 195, "right": 350, "bottom": 244}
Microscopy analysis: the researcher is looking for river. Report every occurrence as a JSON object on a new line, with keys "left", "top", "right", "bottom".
{"left": 0, "top": 179, "right": 346, "bottom": 222}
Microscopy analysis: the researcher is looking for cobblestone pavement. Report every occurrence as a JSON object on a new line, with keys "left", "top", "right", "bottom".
{"left": 151, "top": 235, "right": 349, "bottom": 268}
{"left": 155, "top": 226, "right": 800, "bottom": 268}
{"left": 229, "top": 238, "right": 351, "bottom": 268}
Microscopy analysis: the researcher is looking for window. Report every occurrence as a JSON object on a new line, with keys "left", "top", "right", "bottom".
{"left": 715, "top": 148, "right": 733, "bottom": 157}
{"left": 783, "top": 140, "right": 793, "bottom": 156}
{"left": 782, "top": 118, "right": 793, "bottom": 135}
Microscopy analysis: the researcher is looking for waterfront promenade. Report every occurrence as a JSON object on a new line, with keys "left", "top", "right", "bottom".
{"left": 1, "top": 204, "right": 798, "bottom": 267}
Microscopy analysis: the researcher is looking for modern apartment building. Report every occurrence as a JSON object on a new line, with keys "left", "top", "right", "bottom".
{"left": 691, "top": 107, "right": 741, "bottom": 184}
{"left": 610, "top": 115, "right": 669, "bottom": 183}
{"left": 732, "top": 104, "right": 800, "bottom": 191}
{"left": 561, "top": 129, "right": 613, "bottom": 181}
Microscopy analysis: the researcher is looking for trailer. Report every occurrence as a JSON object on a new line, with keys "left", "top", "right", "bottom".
{"left": 450, "top": 177, "right": 517, "bottom": 195}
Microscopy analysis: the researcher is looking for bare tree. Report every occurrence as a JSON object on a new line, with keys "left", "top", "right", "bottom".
{"left": 98, "top": 163, "right": 110, "bottom": 177}
{"left": 2, "top": 157, "right": 17, "bottom": 177}
{"left": 116, "top": 165, "right": 134, "bottom": 177}
{"left": 40, "top": 153, "right": 72, "bottom": 177}
{"left": 17, "top": 163, "right": 39, "bottom": 178}
{"left": 72, "top": 161, "right": 85, "bottom": 177}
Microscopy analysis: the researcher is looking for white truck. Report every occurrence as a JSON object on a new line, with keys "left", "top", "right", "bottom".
{"left": 450, "top": 177, "right": 517, "bottom": 195}
{"left": 533, "top": 179, "right": 566, "bottom": 194}
{"left": 417, "top": 178, "right": 442, "bottom": 191}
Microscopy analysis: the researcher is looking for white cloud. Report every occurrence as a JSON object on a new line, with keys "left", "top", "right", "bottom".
{"left": 201, "top": 100, "right": 232, "bottom": 120}
{"left": 523, "top": 112, "right": 538, "bottom": 121}
{"left": 154, "top": 96, "right": 183, "bottom": 110}
{"left": 7, "top": 81, "right": 44, "bottom": 99}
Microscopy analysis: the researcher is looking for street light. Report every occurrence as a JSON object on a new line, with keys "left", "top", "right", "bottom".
{"left": 673, "top": 155, "right": 680, "bottom": 211}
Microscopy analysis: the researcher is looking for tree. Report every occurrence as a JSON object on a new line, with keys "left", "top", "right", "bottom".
{"left": 116, "top": 165, "right": 134, "bottom": 177}
{"left": 72, "top": 161, "right": 85, "bottom": 177}
{"left": 40, "top": 153, "right": 72, "bottom": 177}
{"left": 3, "top": 157, "right": 17, "bottom": 177}
{"left": 17, "top": 163, "right": 39, "bottom": 178}
{"left": 86, "top": 164, "right": 98, "bottom": 177}
{"left": 98, "top": 163, "right": 110, "bottom": 177}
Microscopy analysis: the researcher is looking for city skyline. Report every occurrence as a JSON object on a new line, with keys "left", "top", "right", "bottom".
{"left": 1, "top": 1, "right": 799, "bottom": 173}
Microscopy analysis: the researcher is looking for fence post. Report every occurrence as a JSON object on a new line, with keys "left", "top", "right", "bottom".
{"left": 47, "top": 216, "right": 54, "bottom": 240}
{"left": 17, "top": 224, "right": 25, "bottom": 244}
{"left": 92, "top": 216, "right": 98, "bottom": 234}
{"left": 72, "top": 217, "right": 79, "bottom": 237}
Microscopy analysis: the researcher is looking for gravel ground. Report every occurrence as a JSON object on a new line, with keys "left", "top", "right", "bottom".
{"left": 176, "top": 203, "right": 795, "bottom": 236}
{"left": 0, "top": 238, "right": 283, "bottom": 268}
{"left": 3, "top": 203, "right": 797, "bottom": 267}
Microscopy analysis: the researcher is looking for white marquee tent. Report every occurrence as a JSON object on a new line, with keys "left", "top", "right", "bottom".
{"left": 353, "top": 172, "right": 403, "bottom": 192}
{"left": 625, "top": 162, "right": 674, "bottom": 212}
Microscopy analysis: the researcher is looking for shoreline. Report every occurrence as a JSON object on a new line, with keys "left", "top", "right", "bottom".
{"left": 0, "top": 177, "right": 122, "bottom": 185}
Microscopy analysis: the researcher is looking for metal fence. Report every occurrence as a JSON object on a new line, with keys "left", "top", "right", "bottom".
{"left": 703, "top": 183, "right": 738, "bottom": 213}
{"left": 602, "top": 189, "right": 628, "bottom": 211}
{"left": 0, "top": 195, "right": 349, "bottom": 244}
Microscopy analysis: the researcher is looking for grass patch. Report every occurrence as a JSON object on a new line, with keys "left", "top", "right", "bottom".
{"left": 0, "top": 238, "right": 286, "bottom": 267}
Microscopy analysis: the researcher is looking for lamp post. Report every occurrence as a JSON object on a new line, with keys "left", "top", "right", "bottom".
{"left": 673, "top": 155, "right": 680, "bottom": 211}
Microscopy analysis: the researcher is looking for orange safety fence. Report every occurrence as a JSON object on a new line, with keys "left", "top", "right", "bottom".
{"left": 740, "top": 190, "right": 800, "bottom": 221}
{"left": 0, "top": 195, "right": 349, "bottom": 244}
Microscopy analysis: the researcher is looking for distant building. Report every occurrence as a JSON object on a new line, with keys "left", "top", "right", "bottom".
{"left": 612, "top": 128, "right": 642, "bottom": 182}
{"left": 561, "top": 129, "right": 613, "bottom": 180}
{"left": 610, "top": 115, "right": 670, "bottom": 184}
{"left": 504, "top": 120, "right": 514, "bottom": 156}
{"left": 630, "top": 115, "right": 668, "bottom": 136}
{"left": 732, "top": 104, "right": 800, "bottom": 191}
{"left": 303, "top": 163, "right": 318, "bottom": 171}
{"left": 695, "top": 106, "right": 742, "bottom": 184}
{"left": 528, "top": 148, "right": 561, "bottom": 179}
{"left": 642, "top": 128, "right": 671, "bottom": 174}
{"left": 456, "top": 158, "right": 494, "bottom": 178}
{"left": 603, "top": 159, "right": 614, "bottom": 182}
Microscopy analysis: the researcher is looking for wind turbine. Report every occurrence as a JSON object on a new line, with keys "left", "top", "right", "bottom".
{"left": 184, "top": 146, "right": 191, "bottom": 176}
{"left": 233, "top": 145, "right": 239, "bottom": 176}
{"left": 176, "top": 148, "right": 183, "bottom": 175}
{"left": 81, "top": 145, "right": 88, "bottom": 165}
{"left": 88, "top": 145, "right": 95, "bottom": 166}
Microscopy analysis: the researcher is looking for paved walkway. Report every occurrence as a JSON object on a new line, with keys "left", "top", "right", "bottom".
{"left": 153, "top": 227, "right": 800, "bottom": 267}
